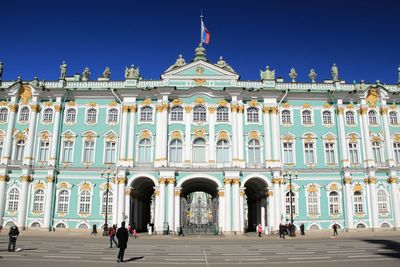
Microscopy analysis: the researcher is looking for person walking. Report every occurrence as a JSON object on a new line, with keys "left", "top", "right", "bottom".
{"left": 300, "top": 223, "right": 305, "bottom": 235}
{"left": 108, "top": 226, "right": 118, "bottom": 248}
{"left": 91, "top": 224, "right": 97, "bottom": 235}
{"left": 178, "top": 226, "right": 184, "bottom": 237}
{"left": 257, "top": 224, "right": 262, "bottom": 237}
{"left": 8, "top": 225, "right": 19, "bottom": 252}
{"left": 116, "top": 221, "right": 129, "bottom": 263}
{"left": 133, "top": 228, "right": 137, "bottom": 239}
{"left": 333, "top": 223, "right": 338, "bottom": 236}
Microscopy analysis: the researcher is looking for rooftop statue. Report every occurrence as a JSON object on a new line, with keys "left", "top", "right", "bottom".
{"left": 125, "top": 64, "right": 140, "bottom": 79}
{"left": 193, "top": 43, "right": 207, "bottom": 62}
{"left": 289, "top": 67, "right": 297, "bottom": 82}
{"left": 331, "top": 63, "right": 339, "bottom": 81}
{"left": 102, "top": 67, "right": 111, "bottom": 79}
{"left": 82, "top": 67, "right": 90, "bottom": 80}
{"left": 60, "top": 61, "right": 67, "bottom": 79}
{"left": 216, "top": 56, "right": 235, "bottom": 73}
{"left": 309, "top": 68, "right": 317, "bottom": 82}
{"left": 32, "top": 76, "right": 39, "bottom": 87}
{"left": 260, "top": 66, "right": 275, "bottom": 81}
{"left": 165, "top": 54, "right": 186, "bottom": 72}
{"left": 0, "top": 62, "right": 3, "bottom": 80}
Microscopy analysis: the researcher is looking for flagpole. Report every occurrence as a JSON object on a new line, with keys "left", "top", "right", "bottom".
{"left": 200, "top": 10, "right": 203, "bottom": 45}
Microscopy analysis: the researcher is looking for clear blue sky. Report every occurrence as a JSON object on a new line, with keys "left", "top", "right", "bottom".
{"left": 1, "top": 0, "right": 399, "bottom": 83}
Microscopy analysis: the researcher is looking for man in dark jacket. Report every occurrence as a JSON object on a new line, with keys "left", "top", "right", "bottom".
{"left": 8, "top": 225, "right": 19, "bottom": 252}
{"left": 116, "top": 221, "right": 129, "bottom": 262}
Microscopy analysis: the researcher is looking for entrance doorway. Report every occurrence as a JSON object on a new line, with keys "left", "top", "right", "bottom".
{"left": 129, "top": 177, "right": 155, "bottom": 232}
{"left": 179, "top": 178, "right": 219, "bottom": 234}
{"left": 244, "top": 178, "right": 268, "bottom": 232}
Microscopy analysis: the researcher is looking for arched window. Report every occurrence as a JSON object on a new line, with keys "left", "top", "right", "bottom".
{"left": 8, "top": 188, "right": 19, "bottom": 211}
{"left": 56, "top": 222, "right": 66, "bottom": 228}
{"left": 307, "top": 191, "right": 319, "bottom": 214}
{"left": 216, "top": 139, "right": 230, "bottom": 163}
{"left": 107, "top": 108, "right": 118, "bottom": 123}
{"left": 193, "top": 138, "right": 206, "bottom": 162}
{"left": 368, "top": 110, "right": 378, "bottom": 125}
{"left": 302, "top": 110, "right": 312, "bottom": 124}
{"left": 248, "top": 139, "right": 261, "bottom": 164}
{"left": 86, "top": 108, "right": 97, "bottom": 124}
{"left": 389, "top": 111, "right": 398, "bottom": 125}
{"left": 31, "top": 222, "right": 41, "bottom": 227}
{"left": 377, "top": 189, "right": 388, "bottom": 214}
{"left": 78, "top": 223, "right": 89, "bottom": 229}
{"left": 15, "top": 140, "right": 25, "bottom": 161}
{"left": 33, "top": 189, "right": 45, "bottom": 212}
{"left": 170, "top": 106, "right": 183, "bottom": 121}
{"left": 345, "top": 111, "right": 355, "bottom": 125}
{"left": 169, "top": 139, "right": 183, "bottom": 163}
{"left": 348, "top": 141, "right": 359, "bottom": 164}
{"left": 281, "top": 110, "right": 291, "bottom": 124}
{"left": 19, "top": 106, "right": 30, "bottom": 122}
{"left": 322, "top": 110, "right": 332, "bottom": 125}
{"left": 356, "top": 223, "right": 366, "bottom": 229}
{"left": 102, "top": 191, "right": 113, "bottom": 213}
{"left": 38, "top": 140, "right": 50, "bottom": 162}
{"left": 329, "top": 191, "right": 340, "bottom": 215}
{"left": 285, "top": 191, "right": 296, "bottom": 215}
{"left": 42, "top": 108, "right": 53, "bottom": 123}
{"left": 193, "top": 105, "right": 207, "bottom": 122}
{"left": 140, "top": 106, "right": 153, "bottom": 122}
{"left": 247, "top": 107, "right": 259, "bottom": 123}
{"left": 79, "top": 190, "right": 91, "bottom": 213}
{"left": 0, "top": 107, "right": 8, "bottom": 121}
{"left": 138, "top": 138, "right": 152, "bottom": 163}
{"left": 393, "top": 142, "right": 400, "bottom": 164}
{"left": 353, "top": 191, "right": 364, "bottom": 213}
{"left": 57, "top": 190, "right": 69, "bottom": 213}
{"left": 65, "top": 108, "right": 76, "bottom": 123}
{"left": 372, "top": 141, "right": 383, "bottom": 164}
{"left": 216, "top": 106, "right": 229, "bottom": 122}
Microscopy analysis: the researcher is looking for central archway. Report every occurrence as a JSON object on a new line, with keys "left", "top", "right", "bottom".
{"left": 178, "top": 177, "right": 221, "bottom": 234}
{"left": 129, "top": 177, "right": 155, "bottom": 232}
{"left": 243, "top": 177, "right": 269, "bottom": 232}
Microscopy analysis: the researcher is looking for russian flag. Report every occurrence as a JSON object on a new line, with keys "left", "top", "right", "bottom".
{"left": 201, "top": 20, "right": 210, "bottom": 45}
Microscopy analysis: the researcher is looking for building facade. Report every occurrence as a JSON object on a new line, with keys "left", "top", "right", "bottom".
{"left": 0, "top": 45, "right": 400, "bottom": 233}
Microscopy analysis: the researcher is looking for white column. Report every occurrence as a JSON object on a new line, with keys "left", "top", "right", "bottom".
{"left": 118, "top": 105, "right": 129, "bottom": 163}
{"left": 23, "top": 105, "right": 39, "bottom": 165}
{"left": 49, "top": 104, "right": 62, "bottom": 166}
{"left": 174, "top": 188, "right": 181, "bottom": 230}
{"left": 218, "top": 189, "right": 225, "bottom": 232}
{"left": 43, "top": 176, "right": 54, "bottom": 229}
{"left": 208, "top": 107, "right": 216, "bottom": 164}
{"left": 2, "top": 103, "right": 17, "bottom": 164}
{"left": 360, "top": 106, "right": 374, "bottom": 167}
{"left": 112, "top": 181, "right": 118, "bottom": 225}
{"left": 239, "top": 188, "right": 245, "bottom": 233}
{"left": 267, "top": 191, "right": 275, "bottom": 232}
{"left": 184, "top": 107, "right": 192, "bottom": 164}
{"left": 237, "top": 104, "right": 245, "bottom": 166}
{"left": 367, "top": 177, "right": 379, "bottom": 229}
{"left": 224, "top": 179, "right": 231, "bottom": 232}
{"left": 17, "top": 176, "right": 31, "bottom": 229}
{"left": 232, "top": 179, "right": 240, "bottom": 232}
{"left": 337, "top": 107, "right": 349, "bottom": 167}
{"left": 154, "top": 103, "right": 163, "bottom": 166}
{"left": 167, "top": 178, "right": 175, "bottom": 232}
{"left": 154, "top": 188, "right": 161, "bottom": 232}
{"left": 126, "top": 105, "right": 137, "bottom": 165}
{"left": 157, "top": 102, "right": 168, "bottom": 167}
{"left": 261, "top": 198, "right": 266, "bottom": 231}
{"left": 263, "top": 106, "right": 272, "bottom": 167}
{"left": 231, "top": 104, "right": 239, "bottom": 166}
{"left": 344, "top": 177, "right": 354, "bottom": 229}
{"left": 271, "top": 107, "right": 281, "bottom": 166}
{"left": 159, "top": 179, "right": 166, "bottom": 228}
{"left": 0, "top": 176, "right": 9, "bottom": 226}
{"left": 273, "top": 178, "right": 281, "bottom": 227}
{"left": 117, "top": 177, "right": 126, "bottom": 225}
{"left": 381, "top": 107, "right": 395, "bottom": 167}
{"left": 125, "top": 188, "right": 131, "bottom": 224}
{"left": 388, "top": 177, "right": 400, "bottom": 229}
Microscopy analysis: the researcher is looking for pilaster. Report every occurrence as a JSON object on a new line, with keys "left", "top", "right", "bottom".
{"left": 263, "top": 105, "right": 272, "bottom": 167}
{"left": 272, "top": 174, "right": 282, "bottom": 228}
{"left": 337, "top": 106, "right": 349, "bottom": 167}
{"left": 23, "top": 104, "right": 39, "bottom": 165}
{"left": 237, "top": 103, "right": 245, "bottom": 167}
{"left": 365, "top": 175, "right": 379, "bottom": 230}
{"left": 343, "top": 176, "right": 354, "bottom": 229}
{"left": 381, "top": 106, "right": 395, "bottom": 167}
{"left": 270, "top": 106, "right": 281, "bottom": 167}
{"left": 118, "top": 105, "right": 129, "bottom": 166}
{"left": 387, "top": 175, "right": 400, "bottom": 229}
{"left": 49, "top": 101, "right": 62, "bottom": 166}
{"left": 184, "top": 106, "right": 192, "bottom": 165}
{"left": 2, "top": 101, "right": 17, "bottom": 165}
{"left": 116, "top": 175, "right": 127, "bottom": 225}
{"left": 359, "top": 106, "right": 374, "bottom": 167}
{"left": 208, "top": 106, "right": 216, "bottom": 164}
{"left": 17, "top": 174, "right": 33, "bottom": 229}
{"left": 0, "top": 175, "right": 10, "bottom": 226}
{"left": 126, "top": 104, "right": 137, "bottom": 166}
{"left": 43, "top": 176, "right": 55, "bottom": 229}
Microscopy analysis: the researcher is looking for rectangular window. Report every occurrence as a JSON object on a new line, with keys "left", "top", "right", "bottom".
{"left": 324, "top": 143, "right": 336, "bottom": 165}
{"left": 0, "top": 140, "right": 3, "bottom": 158}
{"left": 83, "top": 141, "right": 95, "bottom": 163}
{"left": 105, "top": 141, "right": 116, "bottom": 163}
{"left": 304, "top": 143, "right": 315, "bottom": 165}
{"left": 283, "top": 142, "right": 294, "bottom": 164}
{"left": 349, "top": 142, "right": 359, "bottom": 164}
{"left": 308, "top": 193, "right": 319, "bottom": 214}
{"left": 62, "top": 140, "right": 74, "bottom": 163}
{"left": 394, "top": 143, "right": 400, "bottom": 164}
{"left": 38, "top": 141, "right": 50, "bottom": 162}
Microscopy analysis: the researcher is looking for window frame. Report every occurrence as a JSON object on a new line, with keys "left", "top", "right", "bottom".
{"left": 86, "top": 108, "right": 98, "bottom": 125}
{"left": 139, "top": 106, "right": 154, "bottom": 123}
{"left": 345, "top": 110, "right": 356, "bottom": 126}
{"left": 246, "top": 107, "right": 260, "bottom": 123}
{"left": 32, "top": 189, "right": 45, "bottom": 212}
{"left": 280, "top": 109, "right": 292, "bottom": 125}
{"left": 216, "top": 106, "right": 229, "bottom": 122}
{"left": 64, "top": 107, "right": 77, "bottom": 124}
{"left": 0, "top": 107, "right": 9, "bottom": 122}
{"left": 301, "top": 109, "right": 313, "bottom": 126}
{"left": 170, "top": 106, "right": 184, "bottom": 122}
{"left": 193, "top": 105, "right": 207, "bottom": 122}
{"left": 42, "top": 107, "right": 54, "bottom": 124}
{"left": 107, "top": 108, "right": 119, "bottom": 124}
{"left": 19, "top": 106, "right": 30, "bottom": 123}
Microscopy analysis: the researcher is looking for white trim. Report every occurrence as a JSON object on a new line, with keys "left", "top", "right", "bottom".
{"left": 245, "top": 106, "right": 261, "bottom": 125}
{"left": 281, "top": 133, "right": 296, "bottom": 166}
{"left": 0, "top": 106, "right": 10, "bottom": 123}
{"left": 305, "top": 184, "right": 321, "bottom": 216}
{"left": 301, "top": 132, "right": 317, "bottom": 166}
{"left": 41, "top": 107, "right": 54, "bottom": 125}
{"left": 55, "top": 187, "right": 71, "bottom": 214}
{"left": 81, "top": 131, "right": 98, "bottom": 164}
{"left": 138, "top": 105, "right": 155, "bottom": 124}
{"left": 177, "top": 174, "right": 223, "bottom": 188}
{"left": 321, "top": 109, "right": 335, "bottom": 127}
{"left": 344, "top": 109, "right": 357, "bottom": 127}
{"left": 127, "top": 173, "right": 159, "bottom": 187}
{"left": 105, "top": 107, "right": 120, "bottom": 126}
{"left": 242, "top": 174, "right": 272, "bottom": 187}
{"left": 135, "top": 130, "right": 154, "bottom": 164}
{"left": 64, "top": 107, "right": 77, "bottom": 125}
{"left": 280, "top": 108, "right": 293, "bottom": 126}
{"left": 85, "top": 107, "right": 98, "bottom": 125}
{"left": 300, "top": 108, "right": 314, "bottom": 127}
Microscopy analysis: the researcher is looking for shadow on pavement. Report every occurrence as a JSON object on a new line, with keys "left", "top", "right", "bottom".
{"left": 124, "top": 256, "right": 144, "bottom": 262}
{"left": 363, "top": 239, "right": 400, "bottom": 259}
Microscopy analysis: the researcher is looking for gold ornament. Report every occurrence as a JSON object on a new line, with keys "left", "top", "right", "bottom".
{"left": 170, "top": 130, "right": 182, "bottom": 140}
{"left": 142, "top": 98, "right": 152, "bottom": 105}
{"left": 140, "top": 130, "right": 151, "bottom": 139}
{"left": 218, "top": 99, "right": 228, "bottom": 107}
{"left": 208, "top": 106, "right": 216, "bottom": 113}
{"left": 366, "top": 87, "right": 379, "bottom": 107}
{"left": 248, "top": 131, "right": 259, "bottom": 140}
{"left": 172, "top": 99, "right": 183, "bottom": 106}
{"left": 195, "top": 98, "right": 205, "bottom": 104}
{"left": 184, "top": 106, "right": 192, "bottom": 112}
{"left": 248, "top": 100, "right": 258, "bottom": 107}
{"left": 19, "top": 84, "right": 32, "bottom": 104}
